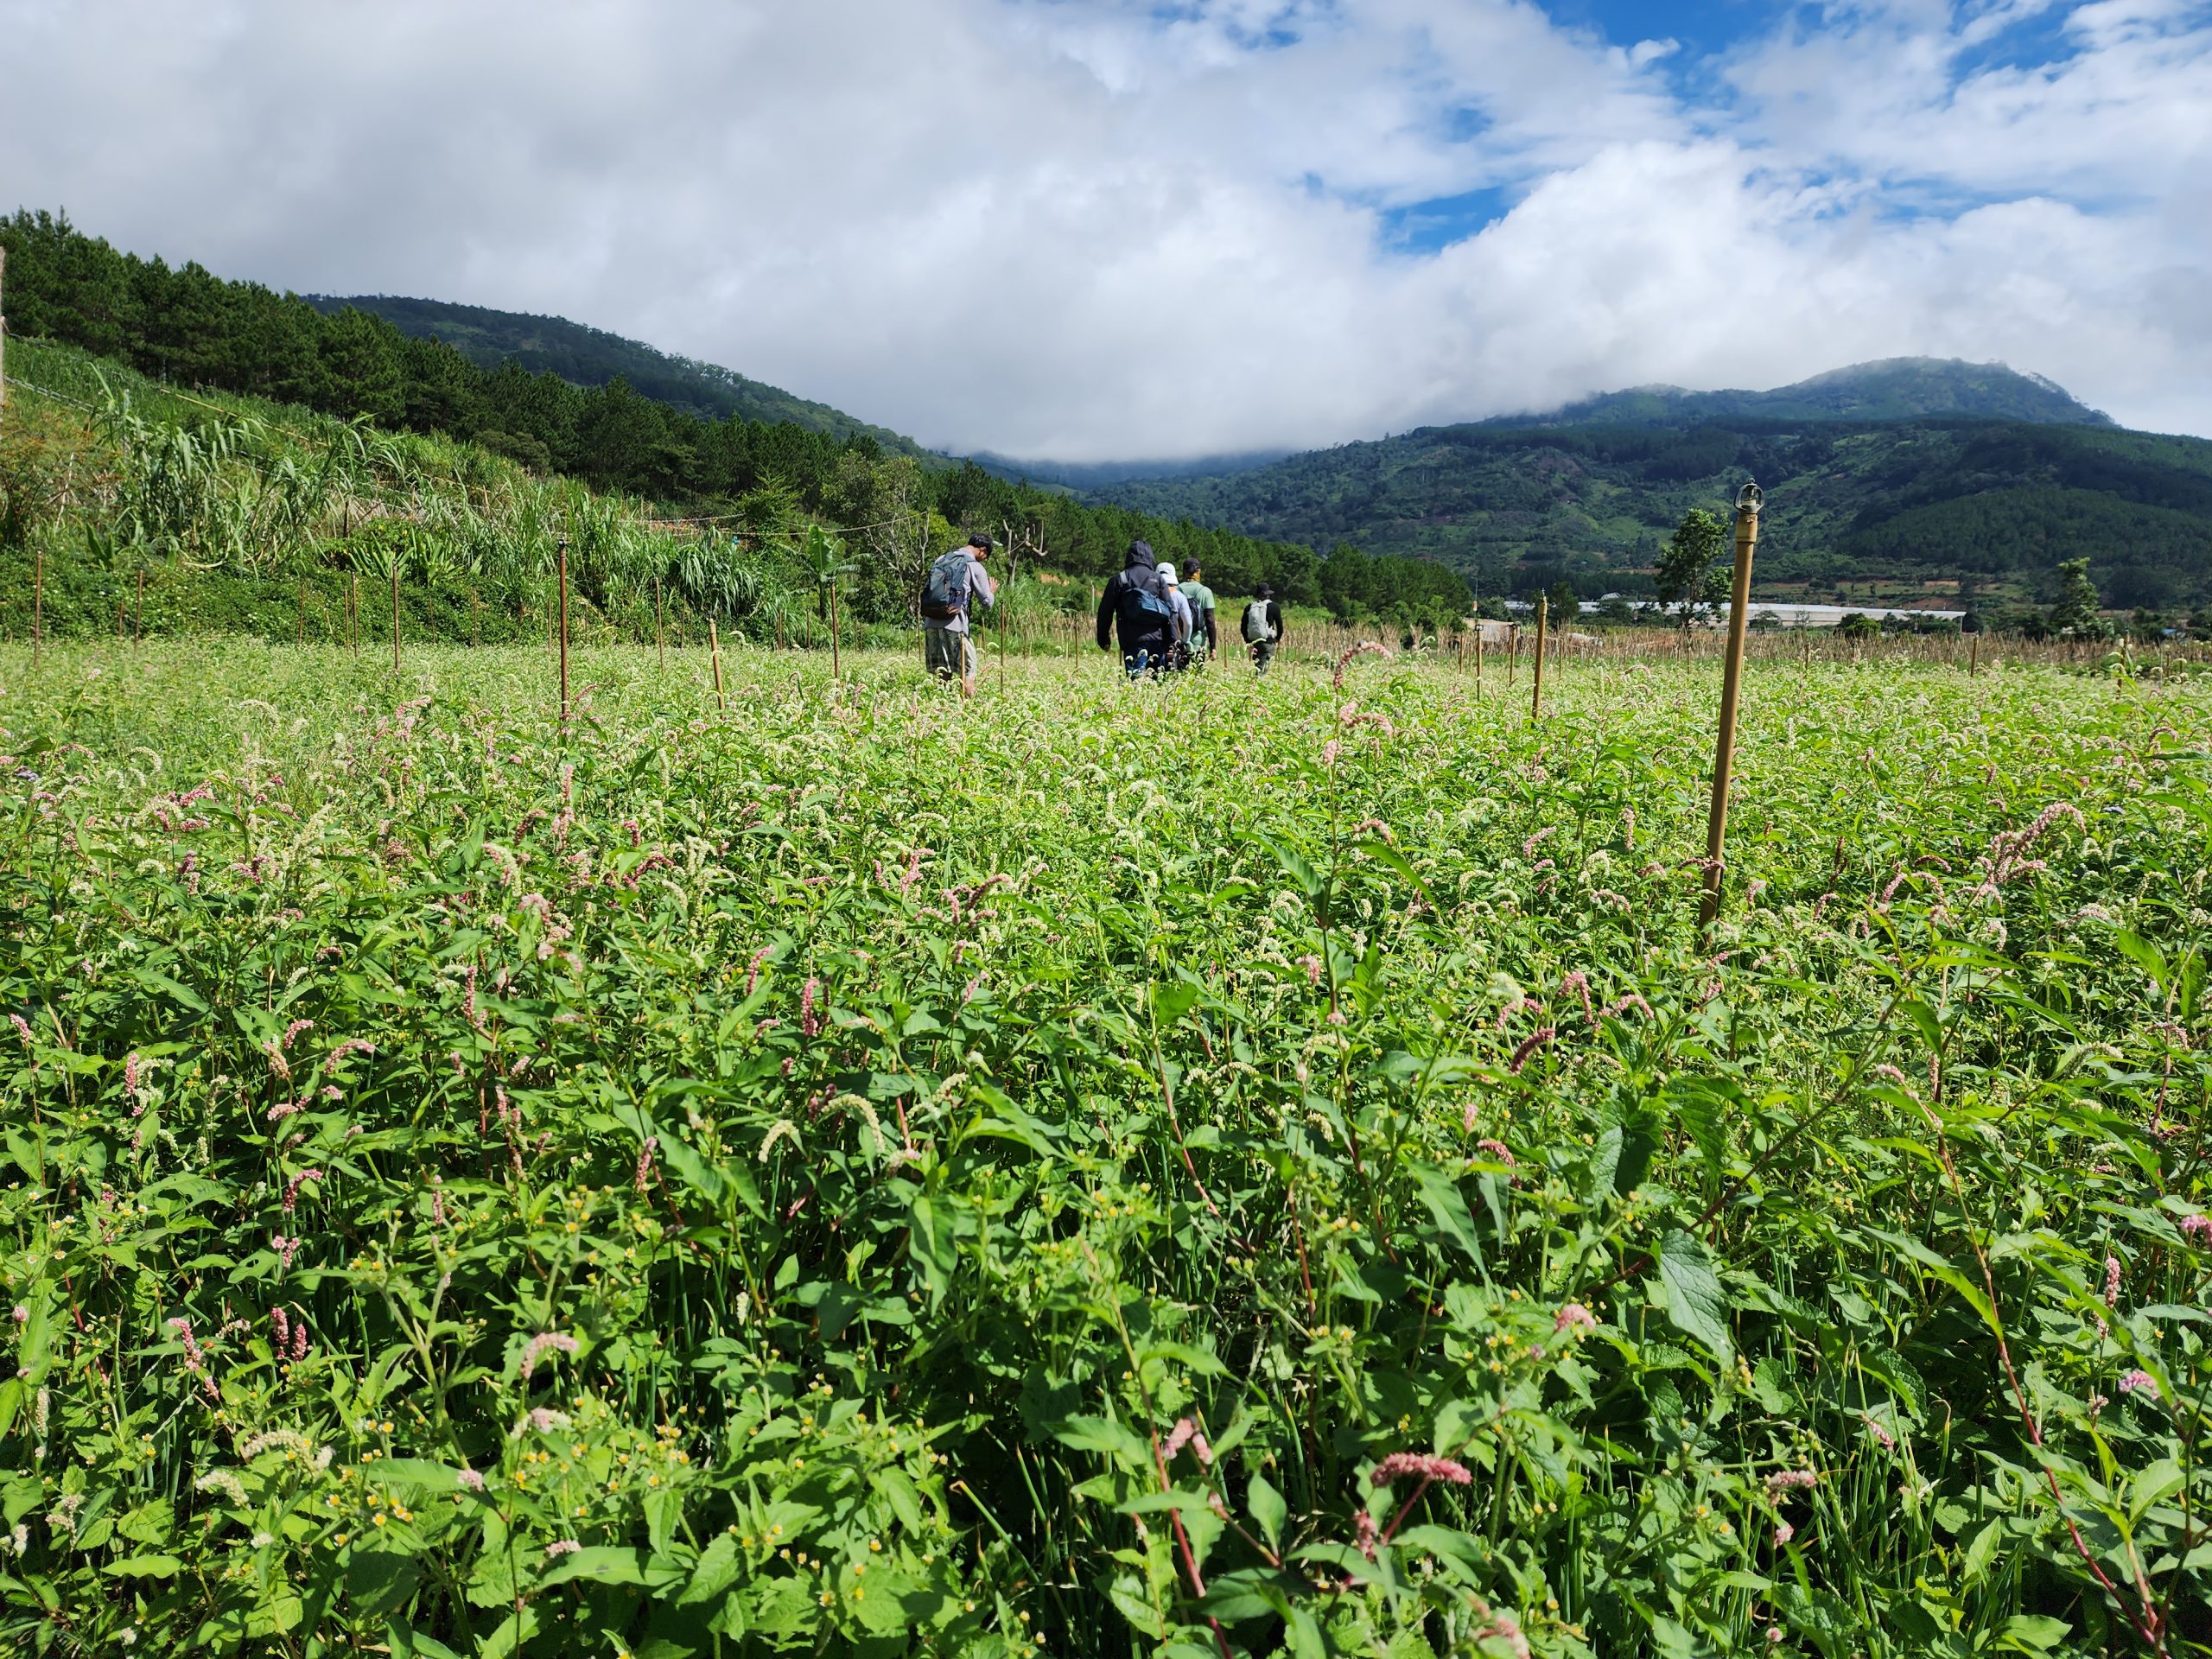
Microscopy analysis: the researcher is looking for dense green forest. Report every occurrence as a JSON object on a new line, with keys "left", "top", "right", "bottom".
{"left": 1090, "top": 383, "right": 2212, "bottom": 613}
{"left": 303, "top": 293, "right": 930, "bottom": 455}
{"left": 3, "top": 210, "right": 1468, "bottom": 624}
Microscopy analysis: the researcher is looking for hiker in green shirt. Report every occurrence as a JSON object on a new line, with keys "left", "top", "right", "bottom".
{"left": 1179, "top": 556, "right": 1219, "bottom": 667}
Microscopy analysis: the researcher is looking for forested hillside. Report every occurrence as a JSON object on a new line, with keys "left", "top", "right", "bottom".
{"left": 303, "top": 294, "right": 930, "bottom": 455}
{"left": 4, "top": 210, "right": 1474, "bottom": 625}
{"left": 1093, "top": 387, "right": 2212, "bottom": 614}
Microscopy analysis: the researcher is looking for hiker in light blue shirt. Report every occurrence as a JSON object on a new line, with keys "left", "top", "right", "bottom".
{"left": 919, "top": 531, "right": 996, "bottom": 697}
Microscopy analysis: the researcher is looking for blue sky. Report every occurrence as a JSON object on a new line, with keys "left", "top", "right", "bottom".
{"left": 3, "top": 0, "right": 2209, "bottom": 455}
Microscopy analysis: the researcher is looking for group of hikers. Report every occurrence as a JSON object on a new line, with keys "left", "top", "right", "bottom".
{"left": 918, "top": 532, "right": 1287, "bottom": 696}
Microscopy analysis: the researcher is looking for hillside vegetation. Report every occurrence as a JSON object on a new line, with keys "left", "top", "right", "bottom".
{"left": 1090, "top": 366, "right": 2212, "bottom": 617}
{"left": 303, "top": 294, "right": 931, "bottom": 458}
{"left": 3, "top": 212, "right": 1475, "bottom": 628}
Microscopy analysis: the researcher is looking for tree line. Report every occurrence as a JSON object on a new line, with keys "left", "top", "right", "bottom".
{"left": 1, "top": 209, "right": 1468, "bottom": 620}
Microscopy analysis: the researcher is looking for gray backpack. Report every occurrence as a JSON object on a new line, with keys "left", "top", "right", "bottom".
{"left": 1242, "top": 599, "right": 1276, "bottom": 644}
{"left": 919, "top": 550, "right": 971, "bottom": 620}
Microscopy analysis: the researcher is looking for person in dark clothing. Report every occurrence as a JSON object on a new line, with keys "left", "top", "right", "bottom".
{"left": 1241, "top": 583, "right": 1287, "bottom": 673}
{"left": 1096, "top": 540, "right": 1179, "bottom": 677}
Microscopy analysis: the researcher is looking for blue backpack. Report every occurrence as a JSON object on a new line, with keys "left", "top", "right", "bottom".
{"left": 1129, "top": 573, "right": 1174, "bottom": 624}
{"left": 920, "top": 550, "right": 972, "bottom": 620}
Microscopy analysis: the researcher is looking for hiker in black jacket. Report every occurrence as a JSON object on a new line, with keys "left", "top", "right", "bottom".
{"left": 1096, "top": 540, "right": 1179, "bottom": 677}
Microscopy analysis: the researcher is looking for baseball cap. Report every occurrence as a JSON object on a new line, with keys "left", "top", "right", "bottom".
{"left": 1156, "top": 562, "right": 1179, "bottom": 584}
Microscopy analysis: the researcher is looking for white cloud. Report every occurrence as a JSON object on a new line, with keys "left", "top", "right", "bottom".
{"left": 1, "top": 0, "right": 2206, "bottom": 455}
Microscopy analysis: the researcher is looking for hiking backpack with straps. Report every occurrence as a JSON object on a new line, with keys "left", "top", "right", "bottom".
{"left": 1242, "top": 599, "right": 1276, "bottom": 644}
{"left": 919, "top": 550, "right": 972, "bottom": 620}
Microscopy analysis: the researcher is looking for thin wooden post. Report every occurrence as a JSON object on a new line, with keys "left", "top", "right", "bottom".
{"left": 31, "top": 543, "right": 42, "bottom": 667}
{"left": 391, "top": 560, "right": 401, "bottom": 674}
{"left": 135, "top": 567, "right": 144, "bottom": 649}
{"left": 296, "top": 578, "right": 306, "bottom": 646}
{"left": 1474, "top": 626, "right": 1484, "bottom": 697}
{"left": 555, "top": 537, "right": 572, "bottom": 723}
{"left": 708, "top": 619, "right": 727, "bottom": 710}
{"left": 1509, "top": 625, "right": 1517, "bottom": 688}
{"left": 1699, "top": 483, "right": 1763, "bottom": 932}
{"left": 655, "top": 576, "right": 666, "bottom": 671}
{"left": 347, "top": 573, "right": 357, "bottom": 653}
{"left": 1968, "top": 632, "right": 1979, "bottom": 676}
{"left": 829, "top": 580, "right": 842, "bottom": 682}
{"left": 995, "top": 580, "right": 1005, "bottom": 692}
{"left": 1529, "top": 595, "right": 1548, "bottom": 721}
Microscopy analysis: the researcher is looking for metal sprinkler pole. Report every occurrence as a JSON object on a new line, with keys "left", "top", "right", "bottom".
{"left": 1698, "top": 482, "right": 1764, "bottom": 933}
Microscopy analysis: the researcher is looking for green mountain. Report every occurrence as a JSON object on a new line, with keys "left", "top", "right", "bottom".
{"left": 1496, "top": 357, "right": 2113, "bottom": 429}
{"left": 1088, "top": 363, "right": 2210, "bottom": 615}
{"left": 304, "top": 293, "right": 934, "bottom": 459}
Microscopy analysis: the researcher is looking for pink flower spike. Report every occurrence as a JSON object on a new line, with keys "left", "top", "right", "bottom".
{"left": 1764, "top": 1468, "right": 1818, "bottom": 1494}
{"left": 1297, "top": 954, "right": 1323, "bottom": 987}
{"left": 518, "top": 1331, "right": 581, "bottom": 1381}
{"left": 1773, "top": 1521, "right": 1795, "bottom": 1548}
{"left": 2181, "top": 1214, "right": 2212, "bottom": 1240}
{"left": 634, "top": 1136, "right": 659, "bottom": 1195}
{"left": 2120, "top": 1369, "right": 2159, "bottom": 1398}
{"left": 1507, "top": 1027, "right": 1555, "bottom": 1073}
{"left": 2103, "top": 1254, "right": 2122, "bottom": 1308}
{"left": 1554, "top": 1303, "right": 1597, "bottom": 1334}
{"left": 1355, "top": 1510, "right": 1379, "bottom": 1561}
{"left": 1477, "top": 1138, "right": 1516, "bottom": 1169}
{"left": 1370, "top": 1452, "right": 1473, "bottom": 1488}
{"left": 455, "top": 1468, "right": 486, "bottom": 1492}
{"left": 544, "top": 1539, "right": 579, "bottom": 1559}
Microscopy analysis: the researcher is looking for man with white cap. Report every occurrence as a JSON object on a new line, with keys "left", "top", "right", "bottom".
{"left": 1156, "top": 559, "right": 1194, "bottom": 671}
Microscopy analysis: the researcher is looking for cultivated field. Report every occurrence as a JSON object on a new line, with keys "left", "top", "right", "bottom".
{"left": 3, "top": 641, "right": 2209, "bottom": 1657}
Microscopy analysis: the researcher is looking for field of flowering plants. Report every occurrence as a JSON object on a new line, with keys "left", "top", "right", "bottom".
{"left": 3, "top": 636, "right": 2210, "bottom": 1658}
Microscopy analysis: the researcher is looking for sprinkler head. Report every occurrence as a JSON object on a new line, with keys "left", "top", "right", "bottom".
{"left": 1736, "top": 482, "right": 1764, "bottom": 514}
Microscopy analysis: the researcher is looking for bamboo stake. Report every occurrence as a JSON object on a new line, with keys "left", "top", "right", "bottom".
{"left": 709, "top": 619, "right": 726, "bottom": 711}
{"left": 557, "top": 537, "right": 570, "bottom": 726}
{"left": 1699, "top": 484, "right": 1764, "bottom": 933}
{"left": 1529, "top": 596, "right": 1548, "bottom": 721}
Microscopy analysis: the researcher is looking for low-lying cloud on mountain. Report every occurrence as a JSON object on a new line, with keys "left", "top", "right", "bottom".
{"left": 3, "top": 0, "right": 2208, "bottom": 459}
